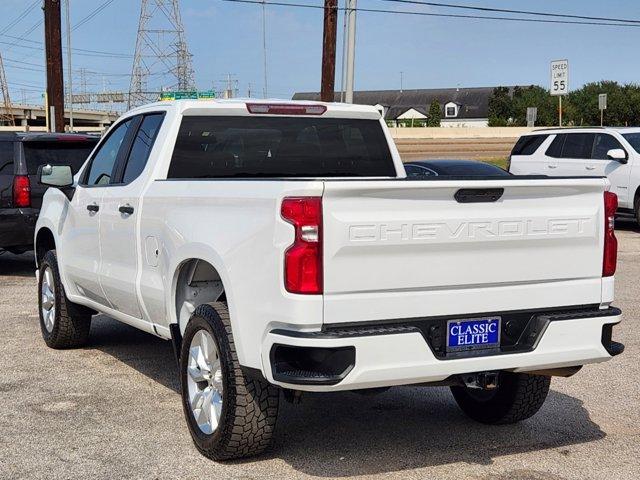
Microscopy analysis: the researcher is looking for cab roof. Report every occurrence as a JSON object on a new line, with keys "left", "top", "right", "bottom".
{"left": 127, "top": 98, "right": 384, "bottom": 120}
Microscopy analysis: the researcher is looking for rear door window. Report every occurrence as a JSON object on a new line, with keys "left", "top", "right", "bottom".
{"left": 121, "top": 113, "right": 164, "bottom": 183}
{"left": 592, "top": 134, "right": 625, "bottom": 160}
{"left": 560, "top": 133, "right": 595, "bottom": 159}
{"left": 511, "top": 135, "right": 548, "bottom": 156}
{"left": 546, "top": 134, "right": 565, "bottom": 158}
{"left": 23, "top": 140, "right": 98, "bottom": 175}
{"left": 168, "top": 116, "right": 396, "bottom": 178}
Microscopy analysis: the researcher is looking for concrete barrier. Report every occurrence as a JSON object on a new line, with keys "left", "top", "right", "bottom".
{"left": 391, "top": 127, "right": 535, "bottom": 160}
{"left": 390, "top": 126, "right": 536, "bottom": 139}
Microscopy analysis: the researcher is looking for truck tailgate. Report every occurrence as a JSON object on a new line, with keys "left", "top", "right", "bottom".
{"left": 322, "top": 178, "right": 607, "bottom": 324}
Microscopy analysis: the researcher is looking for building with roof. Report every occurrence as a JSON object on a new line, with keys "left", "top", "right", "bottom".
{"left": 293, "top": 86, "right": 522, "bottom": 127}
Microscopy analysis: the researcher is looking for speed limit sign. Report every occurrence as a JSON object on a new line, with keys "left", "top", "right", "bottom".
{"left": 550, "top": 59, "right": 569, "bottom": 96}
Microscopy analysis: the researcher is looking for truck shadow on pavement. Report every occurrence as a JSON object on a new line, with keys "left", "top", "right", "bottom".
{"left": 616, "top": 218, "right": 639, "bottom": 233}
{"left": 0, "top": 252, "right": 35, "bottom": 278}
{"left": 90, "top": 316, "right": 605, "bottom": 477}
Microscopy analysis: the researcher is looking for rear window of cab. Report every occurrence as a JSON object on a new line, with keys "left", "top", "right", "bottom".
{"left": 167, "top": 116, "right": 396, "bottom": 178}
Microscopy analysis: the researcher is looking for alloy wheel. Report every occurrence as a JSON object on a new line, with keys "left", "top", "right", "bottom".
{"left": 186, "top": 329, "right": 224, "bottom": 435}
{"left": 41, "top": 267, "right": 56, "bottom": 333}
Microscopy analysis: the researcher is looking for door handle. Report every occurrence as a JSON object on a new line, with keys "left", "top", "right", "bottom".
{"left": 86, "top": 203, "right": 99, "bottom": 213}
{"left": 118, "top": 204, "right": 134, "bottom": 215}
{"left": 586, "top": 165, "right": 596, "bottom": 170}
{"left": 548, "top": 165, "right": 558, "bottom": 169}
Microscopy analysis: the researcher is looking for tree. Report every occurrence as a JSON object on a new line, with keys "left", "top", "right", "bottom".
{"left": 426, "top": 100, "right": 441, "bottom": 127}
{"left": 511, "top": 85, "right": 557, "bottom": 126}
{"left": 487, "top": 87, "right": 513, "bottom": 126}
{"left": 566, "top": 81, "right": 630, "bottom": 126}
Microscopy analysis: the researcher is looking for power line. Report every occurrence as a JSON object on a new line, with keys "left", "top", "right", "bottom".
{"left": 377, "top": 0, "right": 640, "bottom": 25}
{"left": 0, "top": 32, "right": 133, "bottom": 58}
{"left": 3, "top": 20, "right": 44, "bottom": 54}
{"left": 221, "top": 0, "right": 640, "bottom": 28}
{"left": 72, "top": 0, "right": 118, "bottom": 31}
{"left": 0, "top": 0, "right": 40, "bottom": 35}
{"left": 3, "top": 56, "right": 164, "bottom": 81}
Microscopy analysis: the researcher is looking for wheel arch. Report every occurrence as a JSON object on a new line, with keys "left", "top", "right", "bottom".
{"left": 171, "top": 253, "right": 232, "bottom": 336}
{"left": 35, "top": 227, "right": 56, "bottom": 267}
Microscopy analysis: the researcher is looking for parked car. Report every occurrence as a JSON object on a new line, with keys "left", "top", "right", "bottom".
{"left": 35, "top": 100, "right": 623, "bottom": 461}
{"left": 508, "top": 127, "right": 640, "bottom": 224}
{"left": 404, "top": 159, "right": 511, "bottom": 177}
{"left": 0, "top": 133, "right": 98, "bottom": 254}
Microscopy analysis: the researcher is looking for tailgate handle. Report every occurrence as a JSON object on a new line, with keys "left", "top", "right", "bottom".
{"left": 454, "top": 188, "right": 504, "bottom": 203}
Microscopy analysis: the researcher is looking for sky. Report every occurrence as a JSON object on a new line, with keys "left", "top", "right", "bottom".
{"left": 1, "top": 0, "right": 639, "bottom": 108}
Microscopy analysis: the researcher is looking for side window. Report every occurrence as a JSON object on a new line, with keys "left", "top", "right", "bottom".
{"left": 592, "top": 134, "right": 624, "bottom": 160}
{"left": 511, "top": 135, "right": 549, "bottom": 156}
{"left": 122, "top": 113, "right": 164, "bottom": 183}
{"left": 545, "top": 134, "right": 565, "bottom": 158}
{"left": 0, "top": 142, "right": 14, "bottom": 175}
{"left": 83, "top": 119, "right": 132, "bottom": 186}
{"left": 561, "top": 133, "right": 595, "bottom": 159}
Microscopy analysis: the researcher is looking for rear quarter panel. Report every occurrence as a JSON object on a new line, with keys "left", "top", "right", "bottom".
{"left": 138, "top": 179, "right": 325, "bottom": 369}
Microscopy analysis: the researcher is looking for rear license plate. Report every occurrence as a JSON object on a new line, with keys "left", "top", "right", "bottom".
{"left": 446, "top": 317, "right": 501, "bottom": 352}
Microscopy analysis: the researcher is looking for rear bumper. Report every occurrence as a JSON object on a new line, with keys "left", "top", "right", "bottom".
{"left": 261, "top": 307, "right": 623, "bottom": 391}
{"left": 0, "top": 208, "right": 38, "bottom": 250}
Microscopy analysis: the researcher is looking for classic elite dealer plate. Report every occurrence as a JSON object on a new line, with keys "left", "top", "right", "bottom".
{"left": 446, "top": 316, "right": 501, "bottom": 352}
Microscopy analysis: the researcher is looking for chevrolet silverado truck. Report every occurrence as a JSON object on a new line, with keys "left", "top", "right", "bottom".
{"left": 34, "top": 100, "right": 624, "bottom": 461}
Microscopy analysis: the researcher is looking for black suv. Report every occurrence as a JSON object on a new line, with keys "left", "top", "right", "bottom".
{"left": 0, "top": 132, "right": 99, "bottom": 254}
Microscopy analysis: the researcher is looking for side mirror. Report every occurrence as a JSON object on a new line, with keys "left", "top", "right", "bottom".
{"left": 38, "top": 164, "right": 74, "bottom": 188}
{"left": 607, "top": 148, "right": 628, "bottom": 163}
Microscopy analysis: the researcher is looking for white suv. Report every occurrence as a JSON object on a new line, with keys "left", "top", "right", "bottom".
{"left": 509, "top": 127, "right": 640, "bottom": 223}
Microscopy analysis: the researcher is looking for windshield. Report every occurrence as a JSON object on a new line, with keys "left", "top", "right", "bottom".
{"left": 24, "top": 141, "right": 97, "bottom": 175}
{"left": 168, "top": 116, "right": 396, "bottom": 178}
{"left": 622, "top": 133, "right": 640, "bottom": 154}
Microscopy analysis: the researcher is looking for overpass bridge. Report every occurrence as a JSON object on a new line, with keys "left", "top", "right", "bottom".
{"left": 0, "top": 104, "right": 119, "bottom": 131}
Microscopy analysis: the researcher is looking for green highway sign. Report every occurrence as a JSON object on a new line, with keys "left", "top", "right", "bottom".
{"left": 160, "top": 90, "right": 215, "bottom": 101}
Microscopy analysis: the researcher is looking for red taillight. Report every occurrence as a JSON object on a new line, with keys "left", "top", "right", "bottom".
{"left": 12, "top": 175, "right": 31, "bottom": 208}
{"left": 246, "top": 103, "right": 327, "bottom": 115}
{"left": 603, "top": 191, "right": 618, "bottom": 277}
{"left": 281, "top": 197, "right": 323, "bottom": 294}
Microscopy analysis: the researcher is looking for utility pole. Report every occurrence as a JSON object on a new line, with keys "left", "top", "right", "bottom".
{"left": 320, "top": 0, "right": 337, "bottom": 102}
{"left": 344, "top": 0, "right": 357, "bottom": 104}
{"left": 44, "top": 0, "right": 65, "bottom": 132}
{"left": 262, "top": 1, "right": 268, "bottom": 98}
{"left": 400, "top": 71, "right": 403, "bottom": 92}
{"left": 339, "top": 5, "right": 347, "bottom": 102}
{"left": 64, "top": 0, "right": 73, "bottom": 131}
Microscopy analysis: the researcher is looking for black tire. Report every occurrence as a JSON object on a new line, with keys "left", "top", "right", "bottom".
{"left": 180, "top": 302, "right": 279, "bottom": 461}
{"left": 635, "top": 195, "right": 640, "bottom": 226}
{"left": 38, "top": 250, "right": 91, "bottom": 349}
{"left": 450, "top": 372, "right": 550, "bottom": 424}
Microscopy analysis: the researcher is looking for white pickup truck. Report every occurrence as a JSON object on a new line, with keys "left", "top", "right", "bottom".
{"left": 34, "top": 99, "right": 624, "bottom": 461}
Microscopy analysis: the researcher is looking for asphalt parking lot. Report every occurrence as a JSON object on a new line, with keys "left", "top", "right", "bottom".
{"left": 1, "top": 222, "right": 639, "bottom": 480}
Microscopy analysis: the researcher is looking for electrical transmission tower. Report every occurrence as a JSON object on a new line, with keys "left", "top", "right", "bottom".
{"left": 128, "top": 0, "right": 195, "bottom": 108}
{"left": 0, "top": 53, "right": 15, "bottom": 126}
